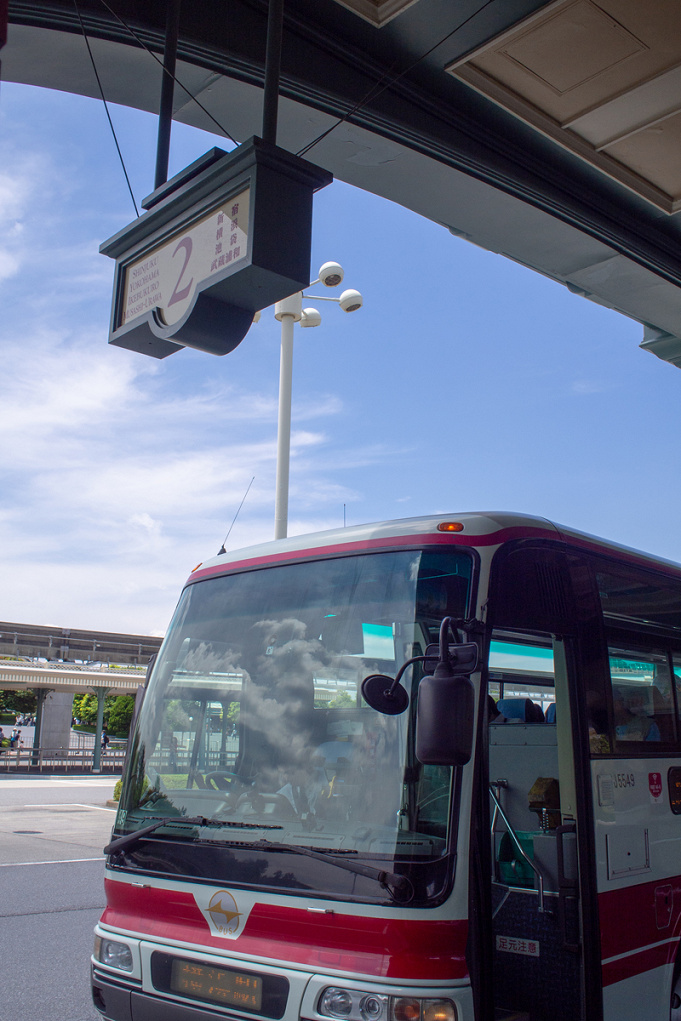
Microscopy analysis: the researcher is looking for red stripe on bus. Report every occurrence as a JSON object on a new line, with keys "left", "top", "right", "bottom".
{"left": 102, "top": 880, "right": 469, "bottom": 980}
{"left": 599, "top": 880, "right": 681, "bottom": 986}
{"left": 186, "top": 526, "right": 557, "bottom": 584}
{"left": 187, "top": 523, "right": 681, "bottom": 588}
{"left": 601, "top": 942, "right": 677, "bottom": 987}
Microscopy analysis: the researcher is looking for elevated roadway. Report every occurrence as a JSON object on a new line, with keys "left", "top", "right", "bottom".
{"left": 0, "top": 622, "right": 162, "bottom": 764}
{"left": 0, "top": 660, "right": 145, "bottom": 695}
{"left": 0, "top": 620, "right": 162, "bottom": 667}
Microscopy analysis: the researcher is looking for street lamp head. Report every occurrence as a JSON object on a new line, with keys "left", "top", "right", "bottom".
{"left": 339, "top": 288, "right": 363, "bottom": 313}
{"left": 318, "top": 261, "right": 344, "bottom": 287}
{"left": 300, "top": 307, "right": 322, "bottom": 327}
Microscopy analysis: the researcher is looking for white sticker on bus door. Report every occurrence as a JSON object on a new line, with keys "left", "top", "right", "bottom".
{"left": 597, "top": 774, "right": 615, "bottom": 807}
{"left": 496, "top": 935, "right": 540, "bottom": 957}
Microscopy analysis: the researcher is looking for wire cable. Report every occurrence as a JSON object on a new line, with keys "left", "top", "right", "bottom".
{"left": 96, "top": 0, "right": 238, "bottom": 146}
{"left": 73, "top": 0, "right": 139, "bottom": 216}
{"left": 218, "top": 476, "right": 255, "bottom": 554}
{"left": 296, "top": 0, "right": 497, "bottom": 159}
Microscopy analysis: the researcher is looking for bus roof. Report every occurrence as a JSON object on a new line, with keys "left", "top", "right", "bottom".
{"left": 186, "top": 511, "right": 681, "bottom": 587}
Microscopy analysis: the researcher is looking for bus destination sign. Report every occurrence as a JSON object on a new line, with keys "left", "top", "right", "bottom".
{"left": 100, "top": 137, "right": 332, "bottom": 360}
{"left": 170, "top": 959, "right": 263, "bottom": 1011}
{"left": 121, "top": 189, "right": 249, "bottom": 329}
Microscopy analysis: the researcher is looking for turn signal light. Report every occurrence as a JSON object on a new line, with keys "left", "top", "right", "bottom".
{"left": 393, "top": 1001, "right": 420, "bottom": 1021}
{"left": 423, "top": 1003, "right": 457, "bottom": 1021}
{"left": 318, "top": 990, "right": 456, "bottom": 1021}
{"left": 393, "top": 1000, "right": 456, "bottom": 1021}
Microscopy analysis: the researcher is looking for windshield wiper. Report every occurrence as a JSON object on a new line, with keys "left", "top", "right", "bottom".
{"left": 104, "top": 817, "right": 283, "bottom": 856}
{"left": 249, "top": 839, "right": 414, "bottom": 903}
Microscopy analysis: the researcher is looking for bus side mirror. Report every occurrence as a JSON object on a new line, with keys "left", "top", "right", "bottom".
{"left": 416, "top": 667, "right": 475, "bottom": 766}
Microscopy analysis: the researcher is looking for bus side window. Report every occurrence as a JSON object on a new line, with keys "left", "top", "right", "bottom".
{"left": 673, "top": 655, "right": 681, "bottom": 734}
{"left": 608, "top": 646, "right": 674, "bottom": 745}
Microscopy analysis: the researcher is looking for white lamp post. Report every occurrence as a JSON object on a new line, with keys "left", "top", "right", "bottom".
{"left": 272, "top": 262, "right": 363, "bottom": 540}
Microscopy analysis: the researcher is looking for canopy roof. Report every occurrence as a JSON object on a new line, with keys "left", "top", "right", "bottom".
{"left": 5, "top": 0, "right": 681, "bottom": 366}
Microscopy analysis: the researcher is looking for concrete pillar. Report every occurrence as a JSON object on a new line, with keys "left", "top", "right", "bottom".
{"left": 38, "top": 690, "right": 73, "bottom": 749}
{"left": 91, "top": 686, "right": 109, "bottom": 772}
{"left": 32, "top": 688, "right": 50, "bottom": 765}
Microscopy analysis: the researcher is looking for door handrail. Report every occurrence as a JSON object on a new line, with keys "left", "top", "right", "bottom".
{"left": 489, "top": 780, "right": 547, "bottom": 912}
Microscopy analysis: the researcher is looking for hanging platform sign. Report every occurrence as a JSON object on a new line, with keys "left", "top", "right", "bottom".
{"left": 100, "top": 137, "right": 332, "bottom": 359}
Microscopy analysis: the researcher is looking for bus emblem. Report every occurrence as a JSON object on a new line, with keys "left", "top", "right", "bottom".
{"left": 207, "top": 890, "right": 242, "bottom": 937}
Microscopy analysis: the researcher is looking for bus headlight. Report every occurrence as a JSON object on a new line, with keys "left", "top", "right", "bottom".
{"left": 320, "top": 989, "right": 354, "bottom": 1017}
{"left": 319, "top": 990, "right": 386, "bottom": 1021}
{"left": 94, "top": 935, "right": 133, "bottom": 972}
{"left": 318, "top": 990, "right": 456, "bottom": 1021}
{"left": 360, "top": 997, "right": 385, "bottom": 1021}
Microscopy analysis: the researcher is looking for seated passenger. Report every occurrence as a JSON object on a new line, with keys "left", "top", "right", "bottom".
{"left": 487, "top": 695, "right": 505, "bottom": 723}
{"left": 614, "top": 691, "right": 660, "bottom": 742}
{"left": 525, "top": 700, "right": 545, "bottom": 723}
{"left": 495, "top": 698, "right": 544, "bottom": 723}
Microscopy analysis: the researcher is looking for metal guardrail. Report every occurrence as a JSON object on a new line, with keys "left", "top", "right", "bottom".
{"left": 0, "top": 745, "right": 126, "bottom": 773}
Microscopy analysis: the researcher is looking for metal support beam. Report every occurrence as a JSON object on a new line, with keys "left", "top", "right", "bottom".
{"left": 262, "top": 0, "right": 284, "bottom": 145}
{"left": 154, "top": 0, "right": 182, "bottom": 190}
{"left": 274, "top": 311, "right": 295, "bottom": 539}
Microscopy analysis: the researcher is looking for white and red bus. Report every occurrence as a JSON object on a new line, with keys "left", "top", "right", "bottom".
{"left": 92, "top": 512, "right": 681, "bottom": 1021}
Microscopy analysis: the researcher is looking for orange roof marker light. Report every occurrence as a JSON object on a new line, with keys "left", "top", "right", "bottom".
{"left": 437, "top": 521, "right": 464, "bottom": 533}
{"left": 191, "top": 563, "right": 203, "bottom": 573}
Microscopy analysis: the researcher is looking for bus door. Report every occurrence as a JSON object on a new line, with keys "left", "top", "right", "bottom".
{"left": 485, "top": 632, "right": 585, "bottom": 1021}
{"left": 592, "top": 632, "right": 681, "bottom": 1021}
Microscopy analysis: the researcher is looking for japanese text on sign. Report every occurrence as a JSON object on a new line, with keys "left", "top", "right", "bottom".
{"left": 496, "top": 935, "right": 540, "bottom": 957}
{"left": 121, "top": 190, "right": 249, "bottom": 329}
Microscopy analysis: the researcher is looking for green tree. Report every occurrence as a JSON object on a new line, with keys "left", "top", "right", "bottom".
{"left": 327, "top": 691, "right": 354, "bottom": 708}
{"left": 72, "top": 692, "right": 121, "bottom": 727}
{"left": 166, "top": 699, "right": 192, "bottom": 731}
{"left": 107, "top": 696, "right": 135, "bottom": 736}
{"left": 72, "top": 693, "right": 98, "bottom": 725}
{"left": 0, "top": 690, "right": 38, "bottom": 715}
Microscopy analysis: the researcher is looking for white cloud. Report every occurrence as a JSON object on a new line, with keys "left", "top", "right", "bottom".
{"left": 0, "top": 250, "right": 20, "bottom": 282}
{"left": 571, "top": 379, "right": 608, "bottom": 395}
{"left": 0, "top": 164, "right": 40, "bottom": 281}
{"left": 0, "top": 92, "right": 406, "bottom": 635}
{"left": 0, "top": 168, "right": 34, "bottom": 223}
{"left": 0, "top": 312, "right": 357, "bottom": 632}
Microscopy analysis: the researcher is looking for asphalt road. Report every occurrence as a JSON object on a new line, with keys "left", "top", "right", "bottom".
{"left": 0, "top": 774, "right": 119, "bottom": 1021}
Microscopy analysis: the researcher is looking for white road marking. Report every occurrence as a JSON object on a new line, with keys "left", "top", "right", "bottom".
{"left": 0, "top": 778, "right": 116, "bottom": 788}
{"left": 0, "top": 857, "right": 103, "bottom": 867}
{"left": 26, "top": 803, "right": 116, "bottom": 811}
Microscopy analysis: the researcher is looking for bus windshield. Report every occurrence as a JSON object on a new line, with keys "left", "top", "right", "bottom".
{"left": 116, "top": 548, "right": 473, "bottom": 903}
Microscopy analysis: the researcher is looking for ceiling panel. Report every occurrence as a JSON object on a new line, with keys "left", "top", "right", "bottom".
{"left": 449, "top": 0, "right": 681, "bottom": 212}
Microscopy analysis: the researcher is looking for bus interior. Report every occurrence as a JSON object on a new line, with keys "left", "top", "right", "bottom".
{"left": 487, "top": 636, "right": 580, "bottom": 1021}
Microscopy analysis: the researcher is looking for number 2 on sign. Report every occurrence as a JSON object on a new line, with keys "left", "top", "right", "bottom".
{"left": 168, "top": 237, "right": 194, "bottom": 306}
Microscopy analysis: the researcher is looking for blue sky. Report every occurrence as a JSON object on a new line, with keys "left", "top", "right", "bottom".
{"left": 1, "top": 81, "right": 679, "bottom": 636}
